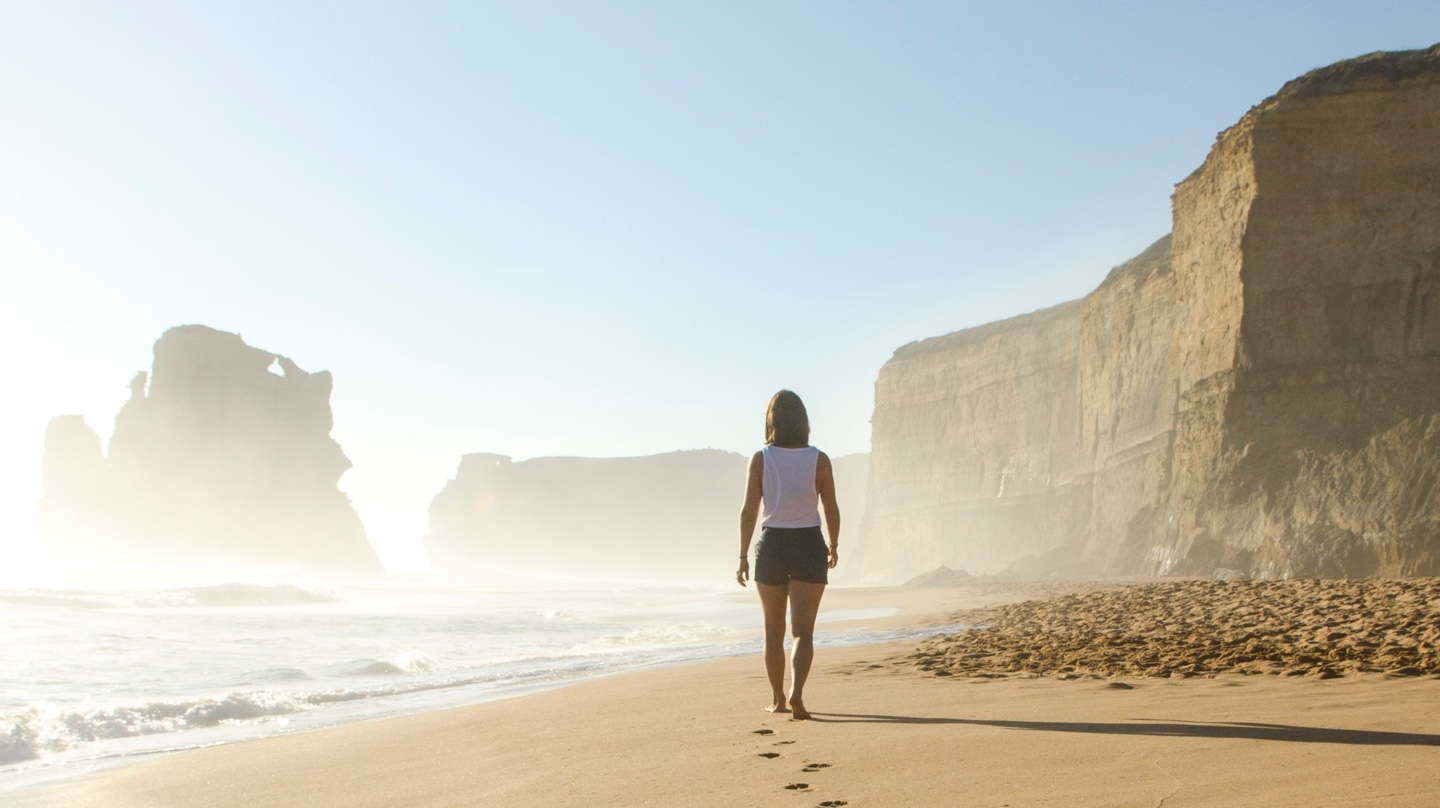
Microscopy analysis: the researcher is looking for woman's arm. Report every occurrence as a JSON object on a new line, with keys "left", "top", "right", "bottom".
{"left": 737, "top": 451, "right": 764, "bottom": 586}
{"left": 816, "top": 451, "right": 840, "bottom": 569}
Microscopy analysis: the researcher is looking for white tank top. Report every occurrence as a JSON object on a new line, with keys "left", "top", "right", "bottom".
{"left": 760, "top": 445, "right": 822, "bottom": 529}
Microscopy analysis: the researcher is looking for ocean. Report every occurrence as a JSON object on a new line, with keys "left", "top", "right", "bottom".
{"left": 0, "top": 572, "right": 932, "bottom": 796}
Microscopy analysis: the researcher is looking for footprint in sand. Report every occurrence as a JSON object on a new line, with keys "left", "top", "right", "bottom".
{"left": 752, "top": 729, "right": 775, "bottom": 736}
{"left": 801, "top": 763, "right": 831, "bottom": 773}
{"left": 817, "top": 801, "right": 849, "bottom": 807}
{"left": 784, "top": 783, "right": 810, "bottom": 791}
{"left": 773, "top": 740, "right": 795, "bottom": 745}
{"left": 758, "top": 752, "right": 780, "bottom": 759}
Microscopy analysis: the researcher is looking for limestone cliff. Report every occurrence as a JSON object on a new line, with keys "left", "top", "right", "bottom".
{"left": 860, "top": 44, "right": 1440, "bottom": 582}
{"left": 37, "top": 325, "right": 380, "bottom": 574}
{"left": 853, "top": 301, "right": 1084, "bottom": 582}
{"left": 424, "top": 450, "right": 869, "bottom": 582}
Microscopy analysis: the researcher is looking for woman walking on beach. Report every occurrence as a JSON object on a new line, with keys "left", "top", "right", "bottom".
{"left": 736, "top": 390, "right": 840, "bottom": 720}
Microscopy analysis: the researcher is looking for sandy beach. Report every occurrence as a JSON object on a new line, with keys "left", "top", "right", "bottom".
{"left": 19, "top": 580, "right": 1440, "bottom": 808}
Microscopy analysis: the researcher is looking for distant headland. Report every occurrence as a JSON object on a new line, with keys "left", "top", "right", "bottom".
{"left": 422, "top": 449, "right": 868, "bottom": 582}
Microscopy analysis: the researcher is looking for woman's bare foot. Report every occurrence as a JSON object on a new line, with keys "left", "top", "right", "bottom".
{"left": 789, "top": 697, "right": 810, "bottom": 720}
{"left": 767, "top": 697, "right": 791, "bottom": 714}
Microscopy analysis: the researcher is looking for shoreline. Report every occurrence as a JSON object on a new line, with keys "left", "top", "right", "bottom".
{"left": 18, "top": 579, "right": 1440, "bottom": 807}
{"left": 5, "top": 581, "right": 1018, "bottom": 805}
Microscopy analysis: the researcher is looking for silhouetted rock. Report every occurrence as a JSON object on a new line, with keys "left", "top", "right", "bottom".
{"left": 857, "top": 43, "right": 1440, "bottom": 582}
{"left": 35, "top": 416, "right": 113, "bottom": 547}
{"left": 37, "top": 325, "right": 379, "bottom": 574}
{"left": 424, "top": 450, "right": 869, "bottom": 582}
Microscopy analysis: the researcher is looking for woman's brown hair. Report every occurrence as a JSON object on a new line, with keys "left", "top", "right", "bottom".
{"left": 765, "top": 390, "right": 810, "bottom": 447}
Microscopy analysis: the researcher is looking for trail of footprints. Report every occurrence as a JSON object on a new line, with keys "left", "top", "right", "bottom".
{"left": 751, "top": 727, "right": 847, "bottom": 806}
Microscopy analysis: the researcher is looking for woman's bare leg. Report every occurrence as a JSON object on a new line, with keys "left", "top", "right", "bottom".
{"left": 756, "top": 582, "right": 790, "bottom": 713}
{"left": 786, "top": 580, "right": 826, "bottom": 719}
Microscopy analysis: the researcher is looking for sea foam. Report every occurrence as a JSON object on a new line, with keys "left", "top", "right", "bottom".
{"left": 0, "top": 579, "right": 763, "bottom": 781}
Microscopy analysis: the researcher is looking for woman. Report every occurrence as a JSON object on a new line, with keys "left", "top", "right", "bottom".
{"left": 736, "top": 390, "right": 840, "bottom": 720}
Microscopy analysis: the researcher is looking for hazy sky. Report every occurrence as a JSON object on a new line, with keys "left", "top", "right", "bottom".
{"left": 3, "top": 2, "right": 1439, "bottom": 570}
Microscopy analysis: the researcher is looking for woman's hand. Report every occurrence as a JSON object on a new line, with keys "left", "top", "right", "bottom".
{"left": 828, "top": 545, "right": 839, "bottom": 569}
{"left": 736, "top": 557, "right": 750, "bottom": 587}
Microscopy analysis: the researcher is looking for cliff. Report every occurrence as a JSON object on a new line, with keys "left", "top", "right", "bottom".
{"left": 853, "top": 301, "right": 1084, "bottom": 582}
{"left": 424, "top": 450, "right": 869, "bottom": 582}
{"left": 860, "top": 43, "right": 1440, "bottom": 582}
{"left": 37, "top": 325, "right": 380, "bottom": 574}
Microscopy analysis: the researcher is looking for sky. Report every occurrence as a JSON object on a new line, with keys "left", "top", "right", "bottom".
{"left": 3, "top": 1, "right": 1439, "bottom": 570}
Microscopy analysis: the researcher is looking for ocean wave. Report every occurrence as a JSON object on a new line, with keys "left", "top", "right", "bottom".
{"left": 568, "top": 623, "right": 739, "bottom": 653}
{"left": 139, "top": 583, "right": 340, "bottom": 608}
{"left": 240, "top": 667, "right": 314, "bottom": 684}
{"left": 344, "top": 650, "right": 444, "bottom": 677}
{"left": 0, "top": 592, "right": 115, "bottom": 610}
{"left": 0, "top": 691, "right": 307, "bottom": 765}
{"left": 0, "top": 662, "right": 540, "bottom": 766}
{"left": 0, "top": 583, "right": 339, "bottom": 611}
{"left": 0, "top": 646, "right": 682, "bottom": 767}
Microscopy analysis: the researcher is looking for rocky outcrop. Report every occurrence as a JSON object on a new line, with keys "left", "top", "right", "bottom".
{"left": 37, "top": 325, "right": 380, "bottom": 574}
{"left": 424, "top": 450, "right": 869, "bottom": 582}
{"left": 859, "top": 44, "right": 1440, "bottom": 582}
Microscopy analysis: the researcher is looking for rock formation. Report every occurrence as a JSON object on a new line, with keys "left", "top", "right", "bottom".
{"left": 36, "top": 416, "right": 114, "bottom": 549}
{"left": 424, "top": 450, "right": 869, "bottom": 582}
{"left": 857, "top": 44, "right": 1440, "bottom": 583}
{"left": 37, "top": 325, "right": 380, "bottom": 574}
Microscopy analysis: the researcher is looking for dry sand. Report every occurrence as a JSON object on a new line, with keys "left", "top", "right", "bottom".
{"left": 18, "top": 580, "right": 1440, "bottom": 808}
{"left": 903, "top": 578, "right": 1440, "bottom": 680}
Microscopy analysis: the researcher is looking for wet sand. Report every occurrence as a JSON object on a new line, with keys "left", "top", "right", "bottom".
{"left": 20, "top": 580, "right": 1440, "bottom": 808}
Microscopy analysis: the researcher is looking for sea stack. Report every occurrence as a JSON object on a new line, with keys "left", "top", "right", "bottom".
{"left": 856, "top": 44, "right": 1440, "bottom": 582}
{"left": 37, "top": 325, "right": 380, "bottom": 574}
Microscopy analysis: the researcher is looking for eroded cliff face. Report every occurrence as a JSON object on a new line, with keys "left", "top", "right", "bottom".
{"left": 1164, "top": 46, "right": 1440, "bottom": 579}
{"left": 425, "top": 450, "right": 869, "bottom": 582}
{"left": 853, "top": 302, "right": 1083, "bottom": 582}
{"left": 37, "top": 325, "right": 380, "bottom": 574}
{"left": 861, "top": 44, "right": 1440, "bottom": 582}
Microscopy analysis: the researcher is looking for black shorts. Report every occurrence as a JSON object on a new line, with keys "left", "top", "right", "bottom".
{"left": 754, "top": 525, "right": 828, "bottom": 586}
